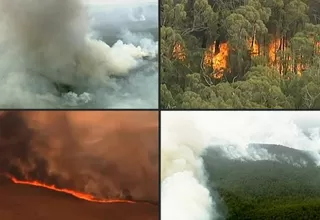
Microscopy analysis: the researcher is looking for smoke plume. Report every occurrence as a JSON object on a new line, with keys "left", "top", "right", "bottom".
{"left": 195, "top": 111, "right": 320, "bottom": 164}
{"left": 161, "top": 111, "right": 320, "bottom": 219}
{"left": 0, "top": 0, "right": 158, "bottom": 108}
{"left": 0, "top": 111, "right": 159, "bottom": 203}
{"left": 161, "top": 112, "right": 219, "bottom": 220}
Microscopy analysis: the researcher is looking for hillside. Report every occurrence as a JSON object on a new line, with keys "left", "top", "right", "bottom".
{"left": 202, "top": 144, "right": 320, "bottom": 219}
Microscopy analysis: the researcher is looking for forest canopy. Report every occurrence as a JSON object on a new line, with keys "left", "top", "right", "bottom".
{"left": 160, "top": 0, "right": 320, "bottom": 109}
{"left": 202, "top": 145, "right": 320, "bottom": 219}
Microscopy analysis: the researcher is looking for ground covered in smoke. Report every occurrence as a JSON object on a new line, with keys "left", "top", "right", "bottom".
{"left": 0, "top": 175, "right": 158, "bottom": 220}
{"left": 0, "top": 0, "right": 158, "bottom": 108}
{"left": 202, "top": 144, "right": 320, "bottom": 220}
{"left": 0, "top": 111, "right": 159, "bottom": 204}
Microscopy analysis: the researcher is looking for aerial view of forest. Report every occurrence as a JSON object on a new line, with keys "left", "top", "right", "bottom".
{"left": 203, "top": 144, "right": 320, "bottom": 219}
{"left": 160, "top": 0, "right": 320, "bottom": 109}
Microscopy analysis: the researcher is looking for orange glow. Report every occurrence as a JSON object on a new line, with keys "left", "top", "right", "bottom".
{"left": 268, "top": 38, "right": 308, "bottom": 75}
{"left": 203, "top": 42, "right": 229, "bottom": 79}
{"left": 6, "top": 174, "right": 135, "bottom": 204}
{"left": 172, "top": 43, "right": 186, "bottom": 61}
{"left": 171, "top": 37, "right": 319, "bottom": 79}
{"left": 211, "top": 72, "right": 224, "bottom": 79}
{"left": 268, "top": 38, "right": 281, "bottom": 63}
{"left": 204, "top": 43, "right": 229, "bottom": 71}
{"left": 249, "top": 38, "right": 259, "bottom": 56}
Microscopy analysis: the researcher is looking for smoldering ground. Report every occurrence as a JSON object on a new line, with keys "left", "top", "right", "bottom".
{"left": 0, "top": 0, "right": 158, "bottom": 108}
{"left": 0, "top": 111, "right": 159, "bottom": 203}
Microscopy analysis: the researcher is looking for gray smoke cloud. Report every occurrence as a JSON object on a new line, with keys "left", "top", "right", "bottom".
{"left": 0, "top": 111, "right": 159, "bottom": 203}
{"left": 0, "top": 0, "right": 158, "bottom": 108}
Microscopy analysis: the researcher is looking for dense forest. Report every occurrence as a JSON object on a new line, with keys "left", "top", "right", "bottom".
{"left": 160, "top": 0, "right": 320, "bottom": 109}
{"left": 202, "top": 144, "right": 320, "bottom": 219}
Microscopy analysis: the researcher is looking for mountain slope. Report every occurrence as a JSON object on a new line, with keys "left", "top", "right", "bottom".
{"left": 202, "top": 144, "right": 320, "bottom": 219}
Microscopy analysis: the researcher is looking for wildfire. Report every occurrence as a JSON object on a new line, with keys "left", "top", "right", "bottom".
{"left": 6, "top": 174, "right": 135, "bottom": 204}
{"left": 249, "top": 38, "right": 259, "bottom": 56}
{"left": 204, "top": 43, "right": 229, "bottom": 73}
{"left": 268, "top": 38, "right": 307, "bottom": 75}
{"left": 172, "top": 43, "right": 185, "bottom": 61}
{"left": 172, "top": 37, "right": 320, "bottom": 79}
{"left": 268, "top": 38, "right": 281, "bottom": 63}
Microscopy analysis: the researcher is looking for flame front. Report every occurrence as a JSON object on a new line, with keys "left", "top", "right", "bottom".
{"left": 172, "top": 38, "right": 320, "bottom": 79}
{"left": 6, "top": 174, "right": 135, "bottom": 204}
{"left": 204, "top": 42, "right": 229, "bottom": 74}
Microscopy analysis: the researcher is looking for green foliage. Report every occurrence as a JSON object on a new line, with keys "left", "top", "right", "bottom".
{"left": 161, "top": 0, "right": 320, "bottom": 109}
{"left": 202, "top": 145, "right": 320, "bottom": 219}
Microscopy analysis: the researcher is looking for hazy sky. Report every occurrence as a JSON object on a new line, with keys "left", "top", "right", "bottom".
{"left": 0, "top": 111, "right": 159, "bottom": 202}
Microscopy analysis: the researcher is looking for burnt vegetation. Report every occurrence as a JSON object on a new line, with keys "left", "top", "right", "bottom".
{"left": 161, "top": 0, "right": 320, "bottom": 109}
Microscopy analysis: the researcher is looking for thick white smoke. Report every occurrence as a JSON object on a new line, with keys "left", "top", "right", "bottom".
{"left": 0, "top": 0, "right": 158, "bottom": 108}
{"left": 161, "top": 112, "right": 218, "bottom": 220}
{"left": 195, "top": 111, "right": 320, "bottom": 164}
{"left": 161, "top": 111, "right": 320, "bottom": 219}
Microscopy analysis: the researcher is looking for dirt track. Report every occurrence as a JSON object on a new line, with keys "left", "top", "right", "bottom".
{"left": 0, "top": 176, "right": 159, "bottom": 220}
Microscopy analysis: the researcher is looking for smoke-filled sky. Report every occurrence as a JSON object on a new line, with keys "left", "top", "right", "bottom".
{"left": 0, "top": 0, "right": 158, "bottom": 108}
{"left": 0, "top": 111, "right": 159, "bottom": 203}
{"left": 161, "top": 111, "right": 320, "bottom": 220}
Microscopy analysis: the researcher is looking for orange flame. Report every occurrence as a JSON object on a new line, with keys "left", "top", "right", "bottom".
{"left": 249, "top": 38, "right": 259, "bottom": 56}
{"left": 6, "top": 174, "right": 135, "bottom": 204}
{"left": 268, "top": 38, "right": 308, "bottom": 75}
{"left": 172, "top": 37, "right": 319, "bottom": 79}
{"left": 172, "top": 43, "right": 186, "bottom": 61}
{"left": 204, "top": 42, "right": 229, "bottom": 73}
{"left": 268, "top": 38, "right": 281, "bottom": 63}
{"left": 211, "top": 72, "right": 224, "bottom": 79}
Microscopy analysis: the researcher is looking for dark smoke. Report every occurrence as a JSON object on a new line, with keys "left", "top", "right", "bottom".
{"left": 0, "top": 111, "right": 158, "bottom": 203}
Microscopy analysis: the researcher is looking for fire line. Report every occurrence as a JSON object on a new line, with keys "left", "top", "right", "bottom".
{"left": 5, "top": 174, "right": 136, "bottom": 204}
{"left": 172, "top": 38, "right": 320, "bottom": 78}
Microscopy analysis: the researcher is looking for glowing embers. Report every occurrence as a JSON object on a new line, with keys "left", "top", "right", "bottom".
{"left": 172, "top": 43, "right": 186, "bottom": 61}
{"left": 204, "top": 42, "right": 229, "bottom": 79}
{"left": 6, "top": 174, "right": 135, "bottom": 204}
